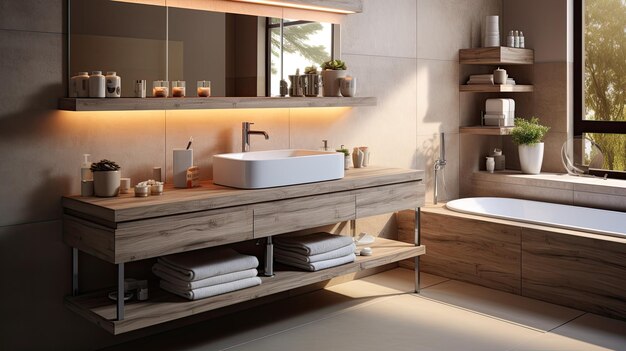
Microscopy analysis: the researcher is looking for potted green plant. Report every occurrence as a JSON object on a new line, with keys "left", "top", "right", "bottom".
{"left": 90, "top": 159, "right": 121, "bottom": 197}
{"left": 510, "top": 117, "right": 550, "bottom": 174}
{"left": 336, "top": 146, "right": 351, "bottom": 170}
{"left": 320, "top": 59, "right": 347, "bottom": 97}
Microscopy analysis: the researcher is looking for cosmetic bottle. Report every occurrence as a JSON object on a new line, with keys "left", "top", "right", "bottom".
{"left": 89, "top": 71, "right": 106, "bottom": 98}
{"left": 105, "top": 72, "right": 121, "bottom": 98}
{"left": 514, "top": 30, "right": 520, "bottom": 48}
{"left": 519, "top": 31, "right": 525, "bottom": 48}
{"left": 506, "top": 30, "right": 515, "bottom": 47}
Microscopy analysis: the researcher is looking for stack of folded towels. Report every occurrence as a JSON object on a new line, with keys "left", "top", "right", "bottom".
{"left": 274, "top": 232, "right": 356, "bottom": 272}
{"left": 153, "top": 247, "right": 261, "bottom": 301}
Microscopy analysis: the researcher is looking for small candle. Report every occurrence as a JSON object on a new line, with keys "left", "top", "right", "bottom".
{"left": 197, "top": 80, "right": 211, "bottom": 97}
{"left": 152, "top": 80, "right": 169, "bottom": 98}
{"left": 172, "top": 81, "right": 186, "bottom": 97}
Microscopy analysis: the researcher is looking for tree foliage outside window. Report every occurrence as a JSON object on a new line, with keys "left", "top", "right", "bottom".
{"left": 583, "top": 0, "right": 626, "bottom": 171}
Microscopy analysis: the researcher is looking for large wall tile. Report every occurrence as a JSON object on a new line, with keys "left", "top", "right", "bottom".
{"left": 532, "top": 62, "right": 568, "bottom": 133}
{"left": 0, "top": 0, "right": 65, "bottom": 33}
{"left": 418, "top": 0, "right": 502, "bottom": 61}
{"left": 0, "top": 221, "right": 112, "bottom": 350}
{"left": 164, "top": 109, "right": 290, "bottom": 181}
{"left": 341, "top": 0, "right": 417, "bottom": 58}
{"left": 416, "top": 133, "right": 459, "bottom": 203}
{"left": 503, "top": 0, "right": 568, "bottom": 63}
{"left": 291, "top": 54, "right": 418, "bottom": 169}
{"left": 417, "top": 59, "right": 459, "bottom": 135}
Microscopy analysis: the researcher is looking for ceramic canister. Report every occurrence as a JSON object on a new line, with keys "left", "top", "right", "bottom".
{"left": 340, "top": 76, "right": 357, "bottom": 97}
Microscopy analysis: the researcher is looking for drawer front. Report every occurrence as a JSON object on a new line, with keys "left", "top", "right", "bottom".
{"left": 254, "top": 193, "right": 356, "bottom": 238}
{"left": 356, "top": 181, "right": 424, "bottom": 218}
{"left": 115, "top": 208, "right": 253, "bottom": 263}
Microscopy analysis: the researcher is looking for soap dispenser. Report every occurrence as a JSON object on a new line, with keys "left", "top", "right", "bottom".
{"left": 81, "top": 154, "right": 93, "bottom": 181}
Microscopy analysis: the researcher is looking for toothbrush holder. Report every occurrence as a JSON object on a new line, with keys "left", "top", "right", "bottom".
{"left": 173, "top": 149, "right": 193, "bottom": 188}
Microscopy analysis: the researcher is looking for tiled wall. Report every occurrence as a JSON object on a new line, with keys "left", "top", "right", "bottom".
{"left": 0, "top": 0, "right": 498, "bottom": 348}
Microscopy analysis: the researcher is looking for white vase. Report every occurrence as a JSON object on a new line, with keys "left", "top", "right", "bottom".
{"left": 93, "top": 171, "right": 121, "bottom": 197}
{"left": 518, "top": 143, "right": 544, "bottom": 174}
{"left": 321, "top": 70, "right": 347, "bottom": 97}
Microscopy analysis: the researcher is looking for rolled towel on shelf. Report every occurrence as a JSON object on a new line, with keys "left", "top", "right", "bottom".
{"left": 153, "top": 265, "right": 258, "bottom": 290}
{"left": 276, "top": 253, "right": 356, "bottom": 272}
{"left": 160, "top": 276, "right": 262, "bottom": 301}
{"left": 275, "top": 243, "right": 356, "bottom": 263}
{"left": 157, "top": 247, "right": 259, "bottom": 281}
{"left": 274, "top": 232, "right": 354, "bottom": 256}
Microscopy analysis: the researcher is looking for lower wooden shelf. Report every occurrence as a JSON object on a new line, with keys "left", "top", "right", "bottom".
{"left": 459, "top": 84, "right": 533, "bottom": 93}
{"left": 65, "top": 238, "right": 425, "bottom": 334}
{"left": 460, "top": 126, "right": 514, "bottom": 135}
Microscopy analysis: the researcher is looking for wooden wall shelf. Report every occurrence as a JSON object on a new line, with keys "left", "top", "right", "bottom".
{"left": 459, "top": 47, "right": 534, "bottom": 65}
{"left": 65, "top": 238, "right": 425, "bottom": 335}
{"left": 58, "top": 96, "right": 377, "bottom": 111}
{"left": 460, "top": 85, "right": 534, "bottom": 93}
{"left": 459, "top": 126, "right": 514, "bottom": 136}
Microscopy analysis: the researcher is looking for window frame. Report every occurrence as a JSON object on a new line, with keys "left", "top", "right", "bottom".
{"left": 573, "top": 0, "right": 626, "bottom": 179}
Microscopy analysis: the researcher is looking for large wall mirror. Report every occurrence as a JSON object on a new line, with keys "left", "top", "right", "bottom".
{"left": 69, "top": 0, "right": 338, "bottom": 97}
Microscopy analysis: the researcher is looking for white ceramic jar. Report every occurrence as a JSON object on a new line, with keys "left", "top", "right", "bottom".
{"left": 105, "top": 71, "right": 121, "bottom": 98}
{"left": 89, "top": 71, "right": 106, "bottom": 98}
{"left": 73, "top": 72, "right": 90, "bottom": 97}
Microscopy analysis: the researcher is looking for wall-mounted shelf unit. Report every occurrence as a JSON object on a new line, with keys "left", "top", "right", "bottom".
{"left": 459, "top": 126, "right": 514, "bottom": 135}
{"left": 459, "top": 47, "right": 534, "bottom": 65}
{"left": 459, "top": 85, "right": 533, "bottom": 93}
{"left": 58, "top": 96, "right": 377, "bottom": 111}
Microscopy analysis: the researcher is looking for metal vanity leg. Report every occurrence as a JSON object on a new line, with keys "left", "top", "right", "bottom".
{"left": 414, "top": 208, "right": 421, "bottom": 293}
{"left": 117, "top": 263, "right": 125, "bottom": 321}
{"left": 72, "top": 248, "right": 78, "bottom": 296}
{"left": 350, "top": 219, "right": 357, "bottom": 238}
{"left": 263, "top": 236, "right": 274, "bottom": 277}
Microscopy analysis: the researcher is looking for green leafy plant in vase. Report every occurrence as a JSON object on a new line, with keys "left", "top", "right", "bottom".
{"left": 320, "top": 60, "right": 347, "bottom": 97}
{"left": 90, "top": 159, "right": 121, "bottom": 197}
{"left": 510, "top": 117, "right": 550, "bottom": 174}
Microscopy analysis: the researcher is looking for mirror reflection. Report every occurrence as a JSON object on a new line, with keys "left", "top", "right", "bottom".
{"left": 69, "top": 0, "right": 335, "bottom": 97}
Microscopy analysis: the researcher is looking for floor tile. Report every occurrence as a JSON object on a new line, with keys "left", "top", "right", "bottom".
{"left": 419, "top": 279, "right": 584, "bottom": 332}
{"left": 227, "top": 294, "right": 543, "bottom": 351}
{"left": 326, "top": 269, "right": 448, "bottom": 298}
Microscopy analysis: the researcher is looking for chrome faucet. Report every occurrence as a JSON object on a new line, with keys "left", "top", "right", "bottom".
{"left": 242, "top": 122, "right": 269, "bottom": 152}
{"left": 433, "top": 132, "right": 447, "bottom": 205}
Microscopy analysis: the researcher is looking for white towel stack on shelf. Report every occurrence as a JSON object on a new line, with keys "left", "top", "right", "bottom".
{"left": 274, "top": 232, "right": 356, "bottom": 272}
{"left": 467, "top": 74, "right": 516, "bottom": 85}
{"left": 153, "top": 247, "right": 261, "bottom": 301}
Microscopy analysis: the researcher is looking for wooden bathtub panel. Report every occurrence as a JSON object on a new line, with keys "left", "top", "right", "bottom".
{"left": 522, "top": 228, "right": 626, "bottom": 320}
{"left": 421, "top": 212, "right": 522, "bottom": 293}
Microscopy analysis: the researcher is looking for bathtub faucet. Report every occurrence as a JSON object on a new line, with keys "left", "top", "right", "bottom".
{"left": 434, "top": 132, "right": 446, "bottom": 205}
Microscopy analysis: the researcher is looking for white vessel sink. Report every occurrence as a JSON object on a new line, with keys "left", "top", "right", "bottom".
{"left": 213, "top": 149, "right": 345, "bottom": 189}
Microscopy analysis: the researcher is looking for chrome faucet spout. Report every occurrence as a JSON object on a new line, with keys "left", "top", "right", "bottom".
{"left": 242, "top": 122, "right": 270, "bottom": 152}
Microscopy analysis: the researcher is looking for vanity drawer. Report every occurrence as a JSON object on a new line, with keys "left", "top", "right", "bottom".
{"left": 114, "top": 207, "right": 253, "bottom": 263}
{"left": 253, "top": 193, "right": 356, "bottom": 238}
{"left": 356, "top": 181, "right": 424, "bottom": 218}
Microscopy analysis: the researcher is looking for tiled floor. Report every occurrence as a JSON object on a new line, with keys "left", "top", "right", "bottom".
{"left": 104, "top": 269, "right": 626, "bottom": 351}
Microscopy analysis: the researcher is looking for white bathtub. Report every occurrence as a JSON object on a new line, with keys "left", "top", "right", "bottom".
{"left": 446, "top": 197, "right": 626, "bottom": 238}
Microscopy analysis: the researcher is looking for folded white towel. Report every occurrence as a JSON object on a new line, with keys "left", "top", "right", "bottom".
{"left": 275, "top": 243, "right": 356, "bottom": 263}
{"left": 274, "top": 232, "right": 354, "bottom": 255}
{"left": 158, "top": 247, "right": 259, "bottom": 281}
{"left": 276, "top": 253, "right": 356, "bottom": 272}
{"left": 153, "top": 264, "right": 258, "bottom": 290}
{"left": 160, "top": 276, "right": 262, "bottom": 301}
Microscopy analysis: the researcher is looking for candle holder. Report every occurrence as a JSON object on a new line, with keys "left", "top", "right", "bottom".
{"left": 197, "top": 80, "right": 211, "bottom": 97}
{"left": 172, "top": 80, "right": 186, "bottom": 97}
{"left": 152, "top": 80, "right": 169, "bottom": 98}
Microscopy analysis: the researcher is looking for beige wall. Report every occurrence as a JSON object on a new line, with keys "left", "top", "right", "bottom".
{"left": 0, "top": 0, "right": 497, "bottom": 349}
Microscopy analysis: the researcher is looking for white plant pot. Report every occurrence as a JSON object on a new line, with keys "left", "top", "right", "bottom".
{"left": 93, "top": 171, "right": 121, "bottom": 197}
{"left": 518, "top": 143, "right": 544, "bottom": 174}
{"left": 321, "top": 70, "right": 347, "bottom": 97}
